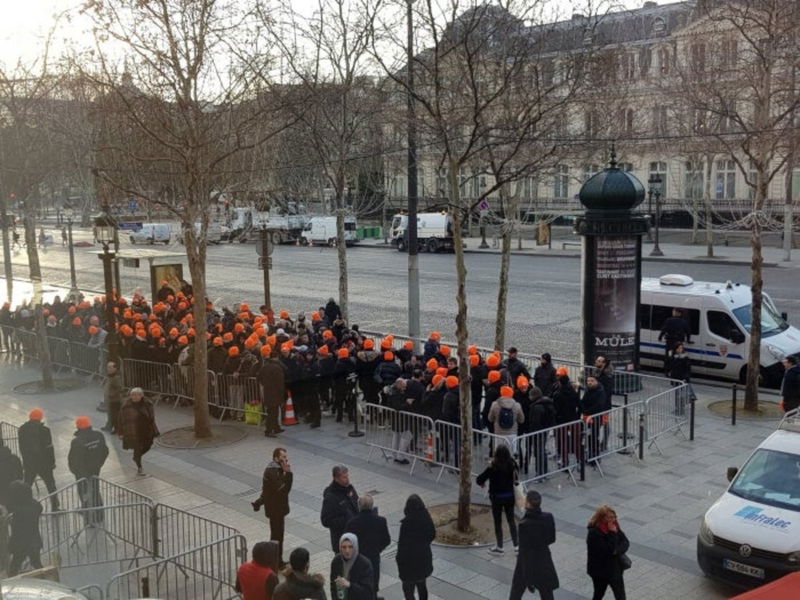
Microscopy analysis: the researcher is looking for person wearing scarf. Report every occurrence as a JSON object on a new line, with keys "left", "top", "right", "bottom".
{"left": 330, "top": 533, "right": 375, "bottom": 600}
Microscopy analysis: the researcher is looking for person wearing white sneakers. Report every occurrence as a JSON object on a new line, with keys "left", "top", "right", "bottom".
{"left": 476, "top": 443, "right": 519, "bottom": 555}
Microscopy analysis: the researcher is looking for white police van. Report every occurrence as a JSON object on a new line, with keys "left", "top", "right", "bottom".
{"left": 639, "top": 274, "right": 800, "bottom": 385}
{"left": 697, "top": 409, "right": 800, "bottom": 587}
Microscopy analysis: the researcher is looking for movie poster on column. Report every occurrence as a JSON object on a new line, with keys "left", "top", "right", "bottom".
{"left": 592, "top": 236, "right": 637, "bottom": 369}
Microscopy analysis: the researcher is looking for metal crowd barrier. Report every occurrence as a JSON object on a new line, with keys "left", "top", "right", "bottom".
{"left": 15, "top": 328, "right": 39, "bottom": 357}
{"left": 516, "top": 420, "right": 585, "bottom": 487}
{"left": 47, "top": 336, "right": 72, "bottom": 371}
{"left": 644, "top": 383, "right": 692, "bottom": 453}
{"left": 364, "top": 403, "right": 436, "bottom": 475}
{"left": 106, "top": 534, "right": 246, "bottom": 600}
{"left": 121, "top": 358, "right": 174, "bottom": 401}
{"left": 153, "top": 503, "right": 241, "bottom": 560}
{"left": 216, "top": 373, "right": 261, "bottom": 420}
{"left": 0, "top": 420, "right": 20, "bottom": 457}
{"left": 69, "top": 340, "right": 104, "bottom": 377}
{"left": 582, "top": 399, "right": 648, "bottom": 476}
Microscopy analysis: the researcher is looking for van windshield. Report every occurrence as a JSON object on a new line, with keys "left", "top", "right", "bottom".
{"left": 729, "top": 448, "right": 800, "bottom": 511}
{"left": 344, "top": 222, "right": 356, "bottom": 231}
{"left": 732, "top": 302, "right": 789, "bottom": 338}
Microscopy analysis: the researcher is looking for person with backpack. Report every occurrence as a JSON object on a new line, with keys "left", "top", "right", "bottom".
{"left": 488, "top": 385, "right": 525, "bottom": 451}
{"left": 528, "top": 390, "right": 557, "bottom": 481}
{"left": 476, "top": 444, "right": 519, "bottom": 555}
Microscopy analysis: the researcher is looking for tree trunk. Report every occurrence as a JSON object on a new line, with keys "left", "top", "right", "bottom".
{"left": 494, "top": 198, "right": 513, "bottom": 351}
{"left": 335, "top": 200, "right": 349, "bottom": 322}
{"left": 744, "top": 175, "right": 767, "bottom": 412}
{"left": 23, "top": 207, "right": 53, "bottom": 390}
{"left": 784, "top": 158, "right": 794, "bottom": 262}
{"left": 1, "top": 196, "right": 13, "bottom": 302}
{"left": 449, "top": 164, "right": 472, "bottom": 533}
{"left": 185, "top": 227, "right": 212, "bottom": 438}
{"left": 690, "top": 202, "right": 699, "bottom": 244}
{"left": 704, "top": 156, "right": 714, "bottom": 258}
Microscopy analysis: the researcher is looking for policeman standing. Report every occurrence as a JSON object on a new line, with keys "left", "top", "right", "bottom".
{"left": 658, "top": 308, "right": 692, "bottom": 371}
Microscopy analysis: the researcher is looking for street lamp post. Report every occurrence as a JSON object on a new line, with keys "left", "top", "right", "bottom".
{"left": 65, "top": 208, "right": 79, "bottom": 299}
{"left": 94, "top": 208, "right": 119, "bottom": 363}
{"left": 648, "top": 174, "right": 663, "bottom": 257}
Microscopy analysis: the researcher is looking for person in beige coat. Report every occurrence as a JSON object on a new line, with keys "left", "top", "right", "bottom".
{"left": 488, "top": 385, "right": 525, "bottom": 452}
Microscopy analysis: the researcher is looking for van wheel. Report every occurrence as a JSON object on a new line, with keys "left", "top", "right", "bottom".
{"left": 426, "top": 238, "right": 439, "bottom": 253}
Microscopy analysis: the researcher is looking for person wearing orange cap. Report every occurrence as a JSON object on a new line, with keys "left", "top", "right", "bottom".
{"left": 528, "top": 383, "right": 556, "bottom": 479}
{"left": 208, "top": 336, "right": 228, "bottom": 373}
{"left": 488, "top": 384, "right": 525, "bottom": 443}
{"left": 119, "top": 388, "right": 159, "bottom": 476}
{"left": 468, "top": 352, "right": 486, "bottom": 434}
{"left": 68, "top": 415, "right": 109, "bottom": 523}
{"left": 374, "top": 350, "right": 402, "bottom": 395}
{"left": 18, "top": 408, "right": 60, "bottom": 509}
{"left": 533, "top": 353, "right": 557, "bottom": 397}
{"left": 423, "top": 331, "right": 440, "bottom": 361}
{"left": 355, "top": 338, "right": 381, "bottom": 404}
{"left": 440, "top": 375, "right": 462, "bottom": 467}
{"left": 332, "top": 346, "right": 355, "bottom": 422}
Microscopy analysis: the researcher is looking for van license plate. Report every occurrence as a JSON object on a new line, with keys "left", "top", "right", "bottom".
{"left": 723, "top": 559, "right": 764, "bottom": 579}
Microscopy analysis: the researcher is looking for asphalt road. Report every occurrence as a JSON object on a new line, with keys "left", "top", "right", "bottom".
{"left": 3, "top": 230, "right": 798, "bottom": 361}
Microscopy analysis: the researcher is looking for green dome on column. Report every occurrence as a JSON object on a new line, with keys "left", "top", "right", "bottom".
{"left": 579, "top": 150, "right": 645, "bottom": 212}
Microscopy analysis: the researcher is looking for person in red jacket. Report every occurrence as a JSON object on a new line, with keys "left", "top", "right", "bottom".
{"left": 236, "top": 541, "right": 280, "bottom": 600}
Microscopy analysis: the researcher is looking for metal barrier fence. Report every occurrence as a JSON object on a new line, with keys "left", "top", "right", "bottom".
{"left": 644, "top": 383, "right": 692, "bottom": 454}
{"left": 364, "top": 403, "right": 436, "bottom": 476}
{"left": 216, "top": 373, "right": 261, "bottom": 420}
{"left": 106, "top": 535, "right": 246, "bottom": 600}
{"left": 516, "top": 420, "right": 584, "bottom": 486}
{"left": 0, "top": 420, "right": 20, "bottom": 457}
{"left": 69, "top": 340, "right": 104, "bottom": 377}
{"left": 48, "top": 336, "right": 72, "bottom": 371}
{"left": 122, "top": 358, "right": 174, "bottom": 400}
{"left": 154, "top": 503, "right": 241, "bottom": 560}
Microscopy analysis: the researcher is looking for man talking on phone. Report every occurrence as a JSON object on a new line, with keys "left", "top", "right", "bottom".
{"left": 252, "top": 447, "right": 293, "bottom": 567}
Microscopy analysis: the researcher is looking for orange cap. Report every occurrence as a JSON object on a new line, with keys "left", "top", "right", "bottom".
{"left": 169, "top": 327, "right": 179, "bottom": 337}
{"left": 75, "top": 415, "right": 91, "bottom": 429}
{"left": 445, "top": 375, "right": 459, "bottom": 388}
{"left": 260, "top": 344, "right": 272, "bottom": 357}
{"left": 363, "top": 339, "right": 374, "bottom": 350}
{"left": 88, "top": 326, "right": 99, "bottom": 335}
{"left": 244, "top": 337, "right": 257, "bottom": 349}
{"left": 486, "top": 354, "right": 500, "bottom": 368}
{"left": 223, "top": 332, "right": 234, "bottom": 342}
{"left": 380, "top": 338, "right": 392, "bottom": 350}
{"left": 403, "top": 340, "right": 413, "bottom": 350}
{"left": 234, "top": 322, "right": 244, "bottom": 333}
{"left": 468, "top": 344, "right": 478, "bottom": 355}
{"left": 500, "top": 385, "right": 514, "bottom": 397}
{"left": 228, "top": 346, "right": 240, "bottom": 357}
{"left": 469, "top": 354, "right": 480, "bottom": 366}
{"left": 323, "top": 330, "right": 333, "bottom": 340}
{"left": 556, "top": 366, "right": 569, "bottom": 377}
{"left": 29, "top": 408, "right": 44, "bottom": 421}
{"left": 432, "top": 374, "right": 444, "bottom": 385}
{"left": 281, "top": 342, "right": 292, "bottom": 352}
{"left": 213, "top": 336, "right": 223, "bottom": 346}
{"left": 279, "top": 310, "right": 290, "bottom": 319}
{"left": 426, "top": 358, "right": 438, "bottom": 370}
{"left": 240, "top": 303, "right": 249, "bottom": 312}
{"left": 177, "top": 335, "right": 189, "bottom": 345}
{"left": 429, "top": 331, "right": 441, "bottom": 340}
{"left": 488, "top": 370, "right": 501, "bottom": 383}
{"left": 439, "top": 344, "right": 450, "bottom": 356}
{"left": 436, "top": 367, "right": 448, "bottom": 376}
{"left": 311, "top": 311, "right": 320, "bottom": 320}
{"left": 72, "top": 317, "right": 82, "bottom": 326}
{"left": 517, "top": 375, "right": 529, "bottom": 389}
{"left": 68, "top": 305, "right": 77, "bottom": 314}
{"left": 383, "top": 351, "right": 394, "bottom": 361}
{"left": 318, "top": 345, "right": 330, "bottom": 355}
{"left": 337, "top": 348, "right": 350, "bottom": 359}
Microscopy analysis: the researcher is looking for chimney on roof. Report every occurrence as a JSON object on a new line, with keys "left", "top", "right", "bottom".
{"left": 643, "top": 1, "right": 657, "bottom": 8}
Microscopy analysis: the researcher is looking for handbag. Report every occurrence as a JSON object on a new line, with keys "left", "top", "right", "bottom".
{"left": 514, "top": 482, "right": 526, "bottom": 511}
{"left": 618, "top": 552, "right": 632, "bottom": 570}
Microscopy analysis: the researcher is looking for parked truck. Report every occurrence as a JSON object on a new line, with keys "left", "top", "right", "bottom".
{"left": 390, "top": 212, "right": 454, "bottom": 252}
{"left": 223, "top": 206, "right": 310, "bottom": 244}
{"left": 301, "top": 215, "right": 358, "bottom": 246}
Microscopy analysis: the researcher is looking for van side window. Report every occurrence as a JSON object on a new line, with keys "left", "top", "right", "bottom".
{"left": 650, "top": 304, "right": 700, "bottom": 335}
{"left": 708, "top": 311, "right": 740, "bottom": 340}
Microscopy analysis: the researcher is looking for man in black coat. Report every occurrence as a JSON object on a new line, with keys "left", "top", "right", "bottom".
{"left": 68, "top": 416, "right": 109, "bottom": 525}
{"left": 0, "top": 442, "right": 23, "bottom": 508}
{"left": 18, "top": 408, "right": 60, "bottom": 510}
{"left": 781, "top": 355, "right": 800, "bottom": 412}
{"left": 503, "top": 347, "right": 531, "bottom": 381}
{"left": 510, "top": 490, "right": 559, "bottom": 600}
{"left": 252, "top": 447, "right": 293, "bottom": 567}
{"left": 533, "top": 353, "right": 557, "bottom": 397}
{"left": 321, "top": 464, "right": 359, "bottom": 552}
{"left": 658, "top": 308, "right": 692, "bottom": 351}
{"left": 345, "top": 494, "right": 391, "bottom": 597}
{"left": 580, "top": 376, "right": 607, "bottom": 464}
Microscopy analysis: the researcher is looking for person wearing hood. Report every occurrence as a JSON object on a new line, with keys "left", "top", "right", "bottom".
{"left": 6, "top": 480, "right": 43, "bottom": 576}
{"left": 321, "top": 465, "right": 359, "bottom": 552}
{"left": 252, "top": 447, "right": 293, "bottom": 567}
{"left": 509, "top": 490, "right": 559, "bottom": 600}
{"left": 18, "top": 407, "right": 59, "bottom": 509}
{"left": 235, "top": 540, "right": 280, "bottom": 600}
{"left": 68, "top": 416, "right": 109, "bottom": 525}
{"left": 273, "top": 547, "right": 327, "bottom": 600}
{"left": 330, "top": 533, "right": 375, "bottom": 600}
{"left": 0, "top": 442, "right": 23, "bottom": 508}
{"left": 529, "top": 389, "right": 557, "bottom": 480}
{"left": 345, "top": 495, "right": 391, "bottom": 597}
{"left": 396, "top": 494, "right": 435, "bottom": 600}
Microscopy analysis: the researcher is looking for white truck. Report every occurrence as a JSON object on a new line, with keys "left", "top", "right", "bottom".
{"left": 301, "top": 215, "right": 358, "bottom": 246}
{"left": 390, "top": 212, "right": 454, "bottom": 253}
{"left": 224, "top": 206, "right": 311, "bottom": 244}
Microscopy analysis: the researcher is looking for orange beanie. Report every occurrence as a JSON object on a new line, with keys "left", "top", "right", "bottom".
{"left": 75, "top": 415, "right": 91, "bottom": 429}
{"left": 488, "top": 370, "right": 501, "bottom": 383}
{"left": 29, "top": 408, "right": 44, "bottom": 421}
{"left": 500, "top": 385, "right": 514, "bottom": 397}
{"left": 337, "top": 348, "right": 350, "bottom": 359}
{"left": 445, "top": 375, "right": 459, "bottom": 388}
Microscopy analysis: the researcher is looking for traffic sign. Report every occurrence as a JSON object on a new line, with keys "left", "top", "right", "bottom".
{"left": 258, "top": 256, "right": 273, "bottom": 270}
{"left": 255, "top": 233, "right": 274, "bottom": 257}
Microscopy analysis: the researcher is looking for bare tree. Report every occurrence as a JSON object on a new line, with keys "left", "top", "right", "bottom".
{"left": 80, "top": 0, "right": 299, "bottom": 437}
{"left": 674, "top": 0, "right": 800, "bottom": 408}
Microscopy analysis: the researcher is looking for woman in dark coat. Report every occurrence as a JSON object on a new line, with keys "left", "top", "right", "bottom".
{"left": 119, "top": 387, "right": 159, "bottom": 476}
{"left": 330, "top": 533, "right": 374, "bottom": 600}
{"left": 396, "top": 494, "right": 435, "bottom": 600}
{"left": 476, "top": 443, "right": 518, "bottom": 554}
{"left": 586, "top": 504, "right": 630, "bottom": 600}
{"left": 7, "top": 480, "right": 43, "bottom": 576}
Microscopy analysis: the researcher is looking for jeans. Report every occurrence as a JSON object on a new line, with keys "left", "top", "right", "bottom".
{"left": 491, "top": 496, "right": 517, "bottom": 548}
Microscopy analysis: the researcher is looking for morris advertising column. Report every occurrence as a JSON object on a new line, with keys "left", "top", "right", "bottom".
{"left": 576, "top": 153, "right": 648, "bottom": 372}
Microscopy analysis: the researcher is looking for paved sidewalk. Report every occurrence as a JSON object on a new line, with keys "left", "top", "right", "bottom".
{"left": 0, "top": 358, "right": 781, "bottom": 599}
{"left": 358, "top": 237, "right": 798, "bottom": 268}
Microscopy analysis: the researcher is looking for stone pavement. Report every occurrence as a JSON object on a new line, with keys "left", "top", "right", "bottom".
{"left": 0, "top": 358, "right": 784, "bottom": 599}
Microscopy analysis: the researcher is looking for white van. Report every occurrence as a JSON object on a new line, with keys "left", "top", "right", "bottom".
{"left": 390, "top": 212, "right": 454, "bottom": 252}
{"left": 640, "top": 274, "right": 800, "bottom": 385}
{"left": 697, "top": 409, "right": 800, "bottom": 587}
{"left": 179, "top": 221, "right": 222, "bottom": 245}
{"left": 301, "top": 216, "right": 357, "bottom": 246}
{"left": 129, "top": 223, "right": 171, "bottom": 245}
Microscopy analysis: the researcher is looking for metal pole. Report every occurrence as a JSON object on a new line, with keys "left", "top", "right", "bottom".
{"left": 67, "top": 218, "right": 78, "bottom": 297}
{"left": 101, "top": 244, "right": 118, "bottom": 364}
{"left": 579, "top": 425, "right": 586, "bottom": 482}
{"left": 650, "top": 192, "right": 663, "bottom": 256}
{"left": 638, "top": 413, "right": 645, "bottom": 460}
{"left": 406, "top": 0, "right": 420, "bottom": 345}
{"left": 0, "top": 195, "right": 12, "bottom": 302}
{"left": 689, "top": 392, "right": 696, "bottom": 441}
{"left": 112, "top": 216, "right": 121, "bottom": 295}
{"left": 479, "top": 215, "right": 489, "bottom": 248}
{"left": 261, "top": 228, "right": 271, "bottom": 310}
{"left": 731, "top": 384, "right": 737, "bottom": 426}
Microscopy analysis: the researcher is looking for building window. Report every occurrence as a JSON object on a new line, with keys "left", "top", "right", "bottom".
{"left": 585, "top": 110, "right": 601, "bottom": 138}
{"left": 658, "top": 47, "right": 670, "bottom": 75}
{"left": 692, "top": 109, "right": 707, "bottom": 134}
{"left": 748, "top": 160, "right": 758, "bottom": 200}
{"left": 653, "top": 106, "right": 668, "bottom": 136}
{"left": 649, "top": 161, "right": 667, "bottom": 198}
{"left": 540, "top": 59, "right": 554, "bottom": 87}
{"left": 715, "top": 160, "right": 736, "bottom": 200}
{"left": 621, "top": 53, "right": 636, "bottom": 80}
{"left": 417, "top": 168, "right": 426, "bottom": 196}
{"left": 517, "top": 176, "right": 538, "bottom": 200}
{"left": 620, "top": 162, "right": 634, "bottom": 173}
{"left": 685, "top": 161, "right": 704, "bottom": 200}
{"left": 652, "top": 17, "right": 666, "bottom": 35}
{"left": 553, "top": 165, "right": 569, "bottom": 199}
{"left": 691, "top": 43, "right": 706, "bottom": 73}
{"left": 639, "top": 47, "right": 652, "bottom": 77}
{"left": 720, "top": 39, "right": 738, "bottom": 69}
{"left": 583, "top": 164, "right": 601, "bottom": 182}
{"left": 619, "top": 108, "right": 635, "bottom": 135}
{"left": 436, "top": 168, "right": 448, "bottom": 197}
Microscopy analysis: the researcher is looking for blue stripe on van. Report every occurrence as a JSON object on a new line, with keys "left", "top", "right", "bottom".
{"left": 641, "top": 341, "right": 743, "bottom": 360}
